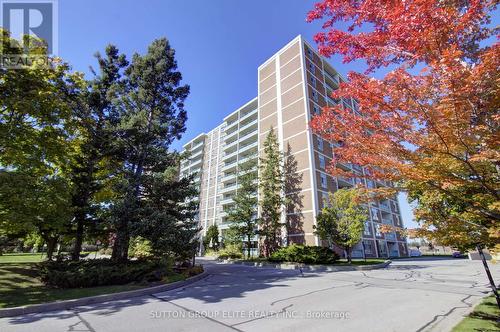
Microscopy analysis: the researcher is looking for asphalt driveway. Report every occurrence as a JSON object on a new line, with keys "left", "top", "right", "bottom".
{"left": 1, "top": 257, "right": 497, "bottom": 332}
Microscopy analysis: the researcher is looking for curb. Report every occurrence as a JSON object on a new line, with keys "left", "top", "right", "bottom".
{"left": 0, "top": 270, "right": 209, "bottom": 318}
{"left": 219, "top": 259, "right": 392, "bottom": 272}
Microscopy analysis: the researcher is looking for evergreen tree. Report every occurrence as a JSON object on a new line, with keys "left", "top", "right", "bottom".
{"left": 258, "top": 129, "right": 285, "bottom": 257}
{"left": 227, "top": 159, "right": 258, "bottom": 258}
{"left": 110, "top": 38, "right": 190, "bottom": 261}
{"left": 314, "top": 189, "right": 367, "bottom": 263}
{"left": 69, "top": 45, "right": 128, "bottom": 260}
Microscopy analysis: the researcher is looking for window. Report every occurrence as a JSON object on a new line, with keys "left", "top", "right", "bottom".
{"left": 320, "top": 173, "right": 327, "bottom": 188}
{"left": 306, "top": 48, "right": 313, "bottom": 57}
{"left": 322, "top": 192, "right": 329, "bottom": 207}
{"left": 364, "top": 221, "right": 371, "bottom": 236}
{"left": 363, "top": 240, "right": 373, "bottom": 254}
{"left": 313, "top": 105, "right": 320, "bottom": 115}
{"left": 317, "top": 137, "right": 324, "bottom": 150}
{"left": 371, "top": 208, "right": 379, "bottom": 221}
{"left": 375, "top": 224, "right": 381, "bottom": 237}
{"left": 308, "top": 62, "right": 315, "bottom": 74}
{"left": 310, "top": 76, "right": 316, "bottom": 87}
{"left": 319, "top": 155, "right": 326, "bottom": 169}
{"left": 312, "top": 90, "right": 319, "bottom": 102}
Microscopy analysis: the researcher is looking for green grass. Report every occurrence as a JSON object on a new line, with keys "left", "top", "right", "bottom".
{"left": 0, "top": 253, "right": 47, "bottom": 263}
{"left": 452, "top": 294, "right": 499, "bottom": 331}
{"left": 0, "top": 260, "right": 186, "bottom": 309}
{"left": 334, "top": 259, "right": 386, "bottom": 266}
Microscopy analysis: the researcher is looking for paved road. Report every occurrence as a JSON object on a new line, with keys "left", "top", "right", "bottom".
{"left": 1, "top": 258, "right": 498, "bottom": 332}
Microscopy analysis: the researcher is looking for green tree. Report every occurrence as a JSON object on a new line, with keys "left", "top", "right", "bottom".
{"left": 258, "top": 128, "right": 285, "bottom": 257}
{"left": 131, "top": 161, "right": 200, "bottom": 261}
{"left": 314, "top": 188, "right": 367, "bottom": 263}
{"left": 204, "top": 224, "right": 220, "bottom": 251}
{"left": 69, "top": 45, "right": 128, "bottom": 260}
{"left": 227, "top": 159, "right": 258, "bottom": 258}
{"left": 0, "top": 29, "right": 81, "bottom": 259}
{"left": 109, "top": 38, "right": 190, "bottom": 261}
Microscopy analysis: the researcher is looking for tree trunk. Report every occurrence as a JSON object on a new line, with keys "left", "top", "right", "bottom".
{"left": 71, "top": 210, "right": 85, "bottom": 261}
{"left": 247, "top": 235, "right": 251, "bottom": 259}
{"left": 46, "top": 237, "right": 58, "bottom": 260}
{"left": 111, "top": 228, "right": 129, "bottom": 262}
{"left": 347, "top": 247, "right": 352, "bottom": 264}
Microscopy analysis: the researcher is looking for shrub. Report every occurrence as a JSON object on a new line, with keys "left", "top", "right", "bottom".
{"left": 217, "top": 244, "right": 243, "bottom": 260}
{"left": 128, "top": 237, "right": 153, "bottom": 259}
{"left": 269, "top": 245, "right": 339, "bottom": 264}
{"left": 39, "top": 258, "right": 172, "bottom": 288}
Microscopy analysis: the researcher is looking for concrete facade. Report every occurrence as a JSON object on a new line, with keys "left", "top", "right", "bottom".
{"left": 180, "top": 35, "right": 408, "bottom": 258}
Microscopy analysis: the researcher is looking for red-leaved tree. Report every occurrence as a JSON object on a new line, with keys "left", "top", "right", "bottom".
{"left": 307, "top": 0, "right": 499, "bottom": 251}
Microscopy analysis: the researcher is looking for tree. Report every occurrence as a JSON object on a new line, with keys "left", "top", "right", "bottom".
{"left": 131, "top": 162, "right": 200, "bottom": 261}
{"left": 110, "top": 38, "right": 190, "bottom": 261}
{"left": 69, "top": 45, "right": 128, "bottom": 260}
{"left": 258, "top": 128, "right": 285, "bottom": 257}
{"left": 307, "top": 0, "right": 499, "bottom": 252}
{"left": 204, "top": 224, "right": 220, "bottom": 251}
{"left": 0, "top": 29, "right": 81, "bottom": 259}
{"left": 227, "top": 159, "right": 258, "bottom": 258}
{"left": 314, "top": 188, "right": 367, "bottom": 263}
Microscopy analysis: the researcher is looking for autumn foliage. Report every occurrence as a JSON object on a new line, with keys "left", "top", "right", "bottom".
{"left": 307, "top": 0, "right": 499, "bottom": 250}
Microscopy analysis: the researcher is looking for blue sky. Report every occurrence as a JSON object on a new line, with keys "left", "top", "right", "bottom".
{"left": 57, "top": 0, "right": 417, "bottom": 227}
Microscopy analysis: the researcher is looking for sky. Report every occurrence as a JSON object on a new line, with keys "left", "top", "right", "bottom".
{"left": 56, "top": 0, "right": 417, "bottom": 228}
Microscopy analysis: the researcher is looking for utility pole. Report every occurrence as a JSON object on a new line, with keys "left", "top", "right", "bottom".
{"left": 476, "top": 244, "right": 500, "bottom": 310}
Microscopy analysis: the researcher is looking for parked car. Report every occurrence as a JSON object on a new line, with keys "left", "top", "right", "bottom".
{"left": 409, "top": 249, "right": 422, "bottom": 257}
{"left": 452, "top": 251, "right": 465, "bottom": 258}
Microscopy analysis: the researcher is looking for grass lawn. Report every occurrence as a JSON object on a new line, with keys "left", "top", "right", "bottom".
{"left": 0, "top": 255, "right": 187, "bottom": 309}
{"left": 236, "top": 257, "right": 386, "bottom": 265}
{"left": 452, "top": 294, "right": 499, "bottom": 331}
{"left": 334, "top": 259, "right": 386, "bottom": 266}
{"left": 0, "top": 253, "right": 47, "bottom": 263}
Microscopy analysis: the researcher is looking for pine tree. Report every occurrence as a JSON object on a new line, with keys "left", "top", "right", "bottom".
{"left": 69, "top": 45, "right": 128, "bottom": 260}
{"left": 227, "top": 159, "right": 258, "bottom": 258}
{"left": 110, "top": 38, "right": 190, "bottom": 261}
{"left": 258, "top": 128, "right": 285, "bottom": 257}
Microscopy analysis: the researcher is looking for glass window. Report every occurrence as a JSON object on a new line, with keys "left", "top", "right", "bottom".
{"left": 364, "top": 221, "right": 371, "bottom": 236}
{"left": 310, "top": 76, "right": 316, "bottom": 87}
{"left": 317, "top": 137, "right": 323, "bottom": 150}
{"left": 319, "top": 155, "right": 326, "bottom": 169}
{"left": 313, "top": 105, "right": 320, "bottom": 115}
{"left": 375, "top": 224, "right": 381, "bottom": 237}
{"left": 308, "top": 62, "right": 315, "bottom": 73}
{"left": 320, "top": 173, "right": 327, "bottom": 188}
{"left": 312, "top": 90, "right": 319, "bottom": 102}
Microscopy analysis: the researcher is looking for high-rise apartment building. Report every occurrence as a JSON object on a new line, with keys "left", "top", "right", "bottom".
{"left": 180, "top": 35, "right": 408, "bottom": 258}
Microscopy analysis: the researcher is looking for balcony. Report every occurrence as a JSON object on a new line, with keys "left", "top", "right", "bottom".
{"left": 191, "top": 140, "right": 204, "bottom": 151}
{"left": 324, "top": 70, "right": 340, "bottom": 89}
{"left": 239, "top": 141, "right": 258, "bottom": 154}
{"left": 224, "top": 128, "right": 238, "bottom": 142}
{"left": 220, "top": 196, "right": 234, "bottom": 206}
{"left": 224, "top": 139, "right": 239, "bottom": 152}
{"left": 239, "top": 108, "right": 258, "bottom": 122}
{"left": 222, "top": 160, "right": 238, "bottom": 172}
{"left": 223, "top": 149, "right": 238, "bottom": 161}
{"left": 225, "top": 120, "right": 238, "bottom": 132}
{"left": 219, "top": 182, "right": 237, "bottom": 194}
{"left": 239, "top": 118, "right": 258, "bottom": 133}
{"left": 221, "top": 172, "right": 237, "bottom": 182}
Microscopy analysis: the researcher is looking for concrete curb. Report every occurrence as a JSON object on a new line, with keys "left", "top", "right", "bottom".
{"left": 219, "top": 259, "right": 392, "bottom": 272}
{"left": 0, "top": 270, "right": 209, "bottom": 318}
